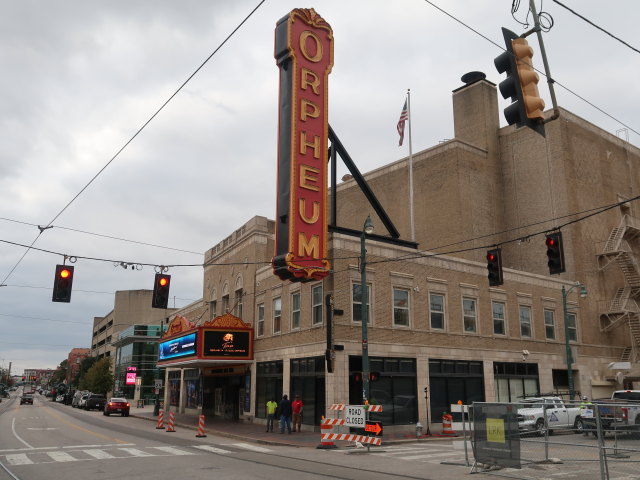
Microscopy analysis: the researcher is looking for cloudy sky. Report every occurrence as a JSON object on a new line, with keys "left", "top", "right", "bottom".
{"left": 1, "top": 0, "right": 637, "bottom": 376}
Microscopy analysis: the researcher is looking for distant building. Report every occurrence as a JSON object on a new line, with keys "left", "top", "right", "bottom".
{"left": 66, "top": 348, "right": 90, "bottom": 385}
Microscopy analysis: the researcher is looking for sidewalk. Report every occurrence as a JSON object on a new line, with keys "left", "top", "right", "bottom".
{"left": 130, "top": 405, "right": 463, "bottom": 448}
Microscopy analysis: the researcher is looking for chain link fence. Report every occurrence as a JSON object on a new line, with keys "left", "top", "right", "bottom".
{"left": 467, "top": 399, "right": 640, "bottom": 479}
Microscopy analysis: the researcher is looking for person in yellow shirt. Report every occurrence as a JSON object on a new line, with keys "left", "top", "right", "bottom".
{"left": 266, "top": 398, "right": 278, "bottom": 433}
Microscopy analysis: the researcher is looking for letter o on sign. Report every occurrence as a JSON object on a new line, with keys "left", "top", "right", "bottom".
{"left": 299, "top": 31, "right": 323, "bottom": 62}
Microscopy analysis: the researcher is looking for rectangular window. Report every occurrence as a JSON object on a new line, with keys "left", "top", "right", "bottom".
{"left": 291, "top": 292, "right": 301, "bottom": 330}
{"left": 273, "top": 297, "right": 281, "bottom": 334}
{"left": 257, "top": 304, "right": 264, "bottom": 337}
{"left": 429, "top": 293, "right": 445, "bottom": 330}
{"left": 312, "top": 285, "right": 323, "bottom": 325}
{"left": 222, "top": 295, "right": 230, "bottom": 315}
{"left": 492, "top": 301, "right": 506, "bottom": 335}
{"left": 393, "top": 288, "right": 410, "bottom": 326}
{"left": 519, "top": 305, "right": 532, "bottom": 338}
{"left": 544, "top": 310, "right": 555, "bottom": 340}
{"left": 352, "top": 283, "right": 371, "bottom": 324}
{"left": 209, "top": 300, "right": 217, "bottom": 319}
{"left": 234, "top": 288, "right": 243, "bottom": 319}
{"left": 462, "top": 297, "right": 477, "bottom": 332}
{"left": 566, "top": 312, "right": 577, "bottom": 342}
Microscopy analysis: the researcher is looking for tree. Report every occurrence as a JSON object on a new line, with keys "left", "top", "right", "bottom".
{"left": 50, "top": 359, "right": 68, "bottom": 386}
{"left": 81, "top": 358, "right": 113, "bottom": 395}
{"left": 74, "top": 356, "right": 97, "bottom": 388}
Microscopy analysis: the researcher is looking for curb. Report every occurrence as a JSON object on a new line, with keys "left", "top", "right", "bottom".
{"left": 130, "top": 413, "right": 460, "bottom": 448}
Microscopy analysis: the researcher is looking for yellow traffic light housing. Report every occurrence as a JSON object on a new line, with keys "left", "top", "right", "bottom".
{"left": 512, "top": 37, "right": 545, "bottom": 122}
{"left": 494, "top": 28, "right": 545, "bottom": 136}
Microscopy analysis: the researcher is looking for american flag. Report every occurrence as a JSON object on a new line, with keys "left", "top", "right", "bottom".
{"left": 397, "top": 99, "right": 408, "bottom": 146}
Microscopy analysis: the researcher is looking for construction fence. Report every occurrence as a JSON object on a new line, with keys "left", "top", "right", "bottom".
{"left": 467, "top": 400, "right": 640, "bottom": 480}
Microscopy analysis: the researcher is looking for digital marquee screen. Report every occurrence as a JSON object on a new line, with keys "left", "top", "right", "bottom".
{"left": 159, "top": 332, "right": 197, "bottom": 360}
{"left": 202, "top": 330, "right": 251, "bottom": 358}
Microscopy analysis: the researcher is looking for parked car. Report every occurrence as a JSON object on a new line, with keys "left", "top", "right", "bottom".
{"left": 103, "top": 398, "right": 130, "bottom": 417}
{"left": 55, "top": 394, "right": 65, "bottom": 403}
{"left": 581, "top": 392, "right": 640, "bottom": 436}
{"left": 85, "top": 394, "right": 107, "bottom": 411}
{"left": 517, "top": 396, "right": 583, "bottom": 435}
{"left": 77, "top": 393, "right": 89, "bottom": 409}
{"left": 20, "top": 394, "right": 34, "bottom": 405}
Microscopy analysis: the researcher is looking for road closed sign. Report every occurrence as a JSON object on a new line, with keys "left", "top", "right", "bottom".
{"left": 345, "top": 405, "right": 366, "bottom": 427}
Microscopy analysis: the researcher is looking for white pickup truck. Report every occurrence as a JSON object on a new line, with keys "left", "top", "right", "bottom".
{"left": 517, "top": 396, "right": 583, "bottom": 435}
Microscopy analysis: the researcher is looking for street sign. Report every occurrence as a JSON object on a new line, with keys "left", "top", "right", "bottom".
{"left": 365, "top": 421, "right": 383, "bottom": 436}
{"left": 154, "top": 379, "right": 163, "bottom": 389}
{"left": 345, "top": 405, "right": 366, "bottom": 427}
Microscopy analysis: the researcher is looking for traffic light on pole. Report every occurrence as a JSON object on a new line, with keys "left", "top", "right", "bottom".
{"left": 353, "top": 372, "right": 363, "bottom": 382}
{"left": 369, "top": 371, "right": 380, "bottom": 382}
{"left": 545, "top": 232, "right": 565, "bottom": 274}
{"left": 152, "top": 273, "right": 171, "bottom": 309}
{"left": 494, "top": 27, "right": 545, "bottom": 136}
{"left": 52, "top": 264, "right": 74, "bottom": 302}
{"left": 486, "top": 248, "right": 504, "bottom": 286}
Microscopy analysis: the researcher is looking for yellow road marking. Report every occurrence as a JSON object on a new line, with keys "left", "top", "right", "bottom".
{"left": 44, "top": 405, "right": 129, "bottom": 444}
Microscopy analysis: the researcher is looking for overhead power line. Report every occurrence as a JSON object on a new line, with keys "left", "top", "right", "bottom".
{"left": 551, "top": 0, "right": 639, "bottom": 54}
{"left": 0, "top": 0, "right": 266, "bottom": 287}
{"left": 423, "top": 0, "right": 639, "bottom": 137}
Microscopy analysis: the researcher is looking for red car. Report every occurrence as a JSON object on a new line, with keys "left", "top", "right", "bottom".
{"left": 103, "top": 398, "right": 130, "bottom": 416}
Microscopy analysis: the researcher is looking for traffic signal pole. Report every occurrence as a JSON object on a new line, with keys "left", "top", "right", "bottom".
{"left": 527, "top": 0, "right": 559, "bottom": 124}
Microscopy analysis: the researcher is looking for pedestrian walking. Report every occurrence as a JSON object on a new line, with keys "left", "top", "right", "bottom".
{"left": 292, "top": 394, "right": 304, "bottom": 432}
{"left": 266, "top": 397, "right": 278, "bottom": 432}
{"left": 278, "top": 394, "right": 293, "bottom": 434}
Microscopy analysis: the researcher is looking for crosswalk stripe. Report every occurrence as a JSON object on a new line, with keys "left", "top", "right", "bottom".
{"left": 229, "top": 443, "right": 272, "bottom": 453}
{"left": 192, "top": 445, "right": 232, "bottom": 454}
{"left": 5, "top": 454, "right": 33, "bottom": 465}
{"left": 46, "top": 451, "right": 76, "bottom": 462}
{"left": 397, "top": 452, "right": 461, "bottom": 460}
{"left": 118, "top": 448, "right": 154, "bottom": 457}
{"left": 84, "top": 449, "right": 116, "bottom": 459}
{"left": 151, "top": 446, "right": 196, "bottom": 455}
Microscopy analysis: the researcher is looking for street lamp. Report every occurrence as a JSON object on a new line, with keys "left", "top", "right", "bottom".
{"left": 361, "top": 215, "right": 374, "bottom": 404}
{"left": 562, "top": 282, "right": 587, "bottom": 401}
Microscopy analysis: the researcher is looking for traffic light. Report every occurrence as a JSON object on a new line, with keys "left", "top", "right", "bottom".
{"left": 486, "top": 248, "right": 504, "bottom": 286}
{"left": 52, "top": 264, "right": 75, "bottom": 302}
{"left": 353, "top": 372, "right": 363, "bottom": 382}
{"left": 152, "top": 273, "right": 171, "bottom": 309}
{"left": 546, "top": 232, "right": 565, "bottom": 274}
{"left": 494, "top": 27, "right": 545, "bottom": 136}
{"left": 369, "top": 372, "right": 380, "bottom": 382}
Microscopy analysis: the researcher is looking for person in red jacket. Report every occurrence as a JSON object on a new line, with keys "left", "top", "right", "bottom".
{"left": 292, "top": 394, "right": 304, "bottom": 432}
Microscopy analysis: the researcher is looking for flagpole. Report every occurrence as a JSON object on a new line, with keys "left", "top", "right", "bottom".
{"left": 407, "top": 89, "right": 415, "bottom": 242}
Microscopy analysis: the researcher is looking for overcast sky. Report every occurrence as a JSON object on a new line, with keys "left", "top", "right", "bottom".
{"left": 1, "top": 0, "right": 637, "bottom": 377}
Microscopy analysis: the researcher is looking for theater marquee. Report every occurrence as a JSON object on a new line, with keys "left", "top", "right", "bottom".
{"left": 272, "top": 8, "right": 333, "bottom": 282}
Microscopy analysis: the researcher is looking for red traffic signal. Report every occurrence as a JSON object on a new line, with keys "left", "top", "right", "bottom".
{"left": 52, "top": 264, "right": 75, "bottom": 303}
{"left": 546, "top": 232, "right": 565, "bottom": 274}
{"left": 486, "top": 248, "right": 504, "bottom": 286}
{"left": 152, "top": 273, "right": 171, "bottom": 309}
{"left": 369, "top": 371, "right": 381, "bottom": 382}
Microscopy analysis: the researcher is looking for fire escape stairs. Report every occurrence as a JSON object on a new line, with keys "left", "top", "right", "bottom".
{"left": 598, "top": 215, "right": 640, "bottom": 363}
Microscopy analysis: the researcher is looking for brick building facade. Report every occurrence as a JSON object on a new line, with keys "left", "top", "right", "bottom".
{"left": 162, "top": 75, "right": 640, "bottom": 432}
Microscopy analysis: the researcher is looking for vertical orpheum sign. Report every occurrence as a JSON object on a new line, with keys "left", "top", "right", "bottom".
{"left": 272, "top": 9, "right": 333, "bottom": 282}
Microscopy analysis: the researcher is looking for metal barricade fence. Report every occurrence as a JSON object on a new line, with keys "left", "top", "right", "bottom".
{"left": 468, "top": 399, "right": 640, "bottom": 480}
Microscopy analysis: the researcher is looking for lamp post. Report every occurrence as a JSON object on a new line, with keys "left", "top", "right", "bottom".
{"left": 360, "top": 215, "right": 374, "bottom": 404}
{"left": 562, "top": 282, "right": 587, "bottom": 401}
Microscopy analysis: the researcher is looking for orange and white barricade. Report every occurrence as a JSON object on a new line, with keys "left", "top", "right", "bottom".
{"left": 196, "top": 415, "right": 207, "bottom": 438}
{"left": 166, "top": 411, "right": 176, "bottom": 432}
{"left": 441, "top": 413, "right": 456, "bottom": 436}
{"left": 155, "top": 409, "right": 164, "bottom": 429}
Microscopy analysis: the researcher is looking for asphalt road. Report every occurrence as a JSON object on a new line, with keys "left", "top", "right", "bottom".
{"left": 0, "top": 391, "right": 479, "bottom": 480}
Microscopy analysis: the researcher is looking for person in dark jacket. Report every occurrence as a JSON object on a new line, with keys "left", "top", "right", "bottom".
{"left": 278, "top": 394, "right": 293, "bottom": 434}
